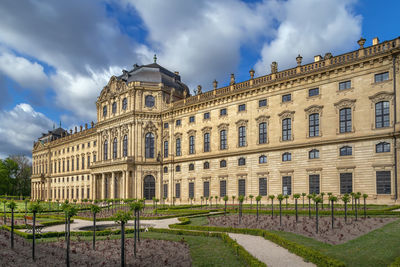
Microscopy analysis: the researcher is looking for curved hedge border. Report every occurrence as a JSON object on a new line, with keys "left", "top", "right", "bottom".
{"left": 170, "top": 218, "right": 345, "bottom": 267}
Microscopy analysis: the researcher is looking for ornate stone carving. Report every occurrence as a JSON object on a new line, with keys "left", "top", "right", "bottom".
{"left": 143, "top": 121, "right": 157, "bottom": 135}
{"left": 201, "top": 126, "right": 212, "bottom": 133}
{"left": 304, "top": 105, "right": 324, "bottom": 115}
{"left": 174, "top": 132, "right": 182, "bottom": 139}
{"left": 255, "top": 115, "right": 270, "bottom": 123}
{"left": 217, "top": 123, "right": 229, "bottom": 131}
{"left": 235, "top": 119, "right": 248, "bottom": 127}
{"left": 187, "top": 129, "right": 196, "bottom": 136}
{"left": 368, "top": 91, "right": 394, "bottom": 103}
{"left": 278, "top": 110, "right": 295, "bottom": 119}
{"left": 334, "top": 99, "right": 356, "bottom": 109}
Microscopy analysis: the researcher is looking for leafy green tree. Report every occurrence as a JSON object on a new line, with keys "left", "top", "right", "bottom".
{"left": 277, "top": 194, "right": 284, "bottom": 226}
{"left": 329, "top": 195, "right": 338, "bottom": 229}
{"left": 255, "top": 195, "right": 262, "bottom": 221}
{"left": 320, "top": 192, "right": 325, "bottom": 209}
{"left": 90, "top": 204, "right": 101, "bottom": 250}
{"left": 24, "top": 198, "right": 29, "bottom": 224}
{"left": 28, "top": 202, "right": 43, "bottom": 260}
{"left": 284, "top": 194, "right": 289, "bottom": 209}
{"left": 341, "top": 194, "right": 350, "bottom": 223}
{"left": 231, "top": 195, "right": 236, "bottom": 206}
{"left": 214, "top": 196, "right": 218, "bottom": 208}
{"left": 268, "top": 195, "right": 275, "bottom": 217}
{"left": 301, "top": 193, "right": 306, "bottom": 208}
{"left": 350, "top": 192, "right": 355, "bottom": 210}
{"left": 314, "top": 196, "right": 322, "bottom": 233}
{"left": 7, "top": 200, "right": 17, "bottom": 249}
{"left": 249, "top": 195, "right": 254, "bottom": 209}
{"left": 63, "top": 204, "right": 78, "bottom": 267}
{"left": 307, "top": 194, "right": 313, "bottom": 218}
{"left": 114, "top": 210, "right": 132, "bottom": 267}
{"left": 200, "top": 196, "right": 204, "bottom": 208}
{"left": 0, "top": 156, "right": 31, "bottom": 196}
{"left": 238, "top": 195, "right": 244, "bottom": 224}
{"left": 209, "top": 196, "right": 213, "bottom": 208}
{"left": 130, "top": 201, "right": 143, "bottom": 257}
{"left": 1, "top": 199, "right": 7, "bottom": 224}
{"left": 293, "top": 194, "right": 300, "bottom": 223}
{"left": 354, "top": 193, "right": 360, "bottom": 221}
{"left": 362, "top": 194, "right": 368, "bottom": 219}
{"left": 223, "top": 195, "right": 228, "bottom": 214}
{"left": 327, "top": 193, "right": 333, "bottom": 208}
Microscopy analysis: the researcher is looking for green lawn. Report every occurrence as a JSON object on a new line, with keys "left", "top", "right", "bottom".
{"left": 37, "top": 231, "right": 247, "bottom": 267}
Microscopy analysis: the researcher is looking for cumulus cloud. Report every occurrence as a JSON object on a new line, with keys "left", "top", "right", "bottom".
{"left": 0, "top": 103, "right": 54, "bottom": 158}
{"left": 255, "top": 0, "right": 362, "bottom": 73}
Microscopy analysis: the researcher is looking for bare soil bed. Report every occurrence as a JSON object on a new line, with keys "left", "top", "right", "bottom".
{"left": 77, "top": 206, "right": 170, "bottom": 219}
{"left": 0, "top": 230, "right": 191, "bottom": 266}
{"left": 208, "top": 214, "right": 398, "bottom": 245}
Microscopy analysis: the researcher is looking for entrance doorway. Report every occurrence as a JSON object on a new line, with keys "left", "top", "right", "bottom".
{"left": 143, "top": 175, "right": 155, "bottom": 200}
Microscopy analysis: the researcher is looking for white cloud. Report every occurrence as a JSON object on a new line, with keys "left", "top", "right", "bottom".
{"left": 255, "top": 0, "right": 362, "bottom": 74}
{"left": 0, "top": 103, "right": 54, "bottom": 158}
{"left": 0, "top": 49, "right": 49, "bottom": 90}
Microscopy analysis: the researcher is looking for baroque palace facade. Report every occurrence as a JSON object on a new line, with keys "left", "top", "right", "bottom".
{"left": 31, "top": 36, "right": 400, "bottom": 204}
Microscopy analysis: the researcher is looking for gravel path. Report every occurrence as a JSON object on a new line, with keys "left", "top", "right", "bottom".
{"left": 229, "top": 233, "right": 316, "bottom": 267}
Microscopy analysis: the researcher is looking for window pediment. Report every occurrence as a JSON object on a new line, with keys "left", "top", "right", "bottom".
{"left": 143, "top": 121, "right": 158, "bottom": 137}
{"left": 255, "top": 115, "right": 270, "bottom": 123}
{"left": 278, "top": 110, "right": 295, "bottom": 119}
{"left": 334, "top": 98, "right": 356, "bottom": 109}
{"left": 235, "top": 119, "right": 248, "bottom": 127}
{"left": 174, "top": 132, "right": 182, "bottom": 139}
{"left": 218, "top": 123, "right": 229, "bottom": 131}
{"left": 304, "top": 105, "right": 324, "bottom": 115}
{"left": 368, "top": 91, "right": 394, "bottom": 103}
{"left": 201, "top": 126, "right": 212, "bottom": 133}
{"left": 187, "top": 129, "right": 196, "bottom": 136}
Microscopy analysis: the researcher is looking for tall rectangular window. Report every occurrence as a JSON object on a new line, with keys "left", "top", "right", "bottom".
{"left": 204, "top": 133, "right": 210, "bottom": 152}
{"left": 189, "top": 182, "right": 194, "bottom": 198}
{"left": 339, "top": 108, "right": 352, "bottom": 133}
{"left": 259, "top": 122, "right": 267, "bottom": 144}
{"left": 259, "top": 178, "right": 267, "bottom": 196}
{"left": 376, "top": 171, "right": 391, "bottom": 194}
{"left": 87, "top": 156, "right": 90, "bottom": 168}
{"left": 375, "top": 101, "right": 390, "bottom": 128}
{"left": 82, "top": 156, "right": 85, "bottom": 170}
{"left": 339, "top": 80, "right": 351, "bottom": 90}
{"left": 203, "top": 181, "right": 210, "bottom": 197}
{"left": 175, "top": 183, "right": 181, "bottom": 198}
{"left": 340, "top": 173, "right": 353, "bottom": 194}
{"left": 374, "top": 72, "right": 389, "bottom": 83}
{"left": 176, "top": 119, "right": 181, "bottom": 126}
{"left": 163, "top": 184, "right": 168, "bottom": 198}
{"left": 282, "top": 118, "right": 291, "bottom": 141}
{"left": 67, "top": 160, "right": 70, "bottom": 172}
{"left": 220, "top": 130, "right": 227, "bottom": 150}
{"left": 309, "top": 113, "right": 319, "bottom": 137}
{"left": 220, "top": 180, "right": 226, "bottom": 197}
{"left": 238, "top": 126, "right": 246, "bottom": 147}
{"left": 282, "top": 176, "right": 292, "bottom": 195}
{"left": 164, "top": 141, "right": 169, "bottom": 157}
{"left": 309, "top": 174, "right": 320, "bottom": 194}
{"left": 76, "top": 158, "right": 79, "bottom": 170}
{"left": 176, "top": 138, "right": 181, "bottom": 156}
{"left": 189, "top": 136, "right": 195, "bottom": 154}
{"left": 238, "top": 179, "right": 246, "bottom": 196}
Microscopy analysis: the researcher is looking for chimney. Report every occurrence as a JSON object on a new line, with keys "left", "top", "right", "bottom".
{"left": 80, "top": 125, "right": 83, "bottom": 132}
{"left": 85, "top": 123, "right": 88, "bottom": 130}
{"left": 314, "top": 55, "right": 322, "bottom": 62}
{"left": 372, "top": 37, "right": 379, "bottom": 45}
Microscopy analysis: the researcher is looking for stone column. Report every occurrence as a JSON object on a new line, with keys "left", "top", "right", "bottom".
{"left": 111, "top": 172, "right": 115, "bottom": 199}
{"left": 101, "top": 173, "right": 105, "bottom": 200}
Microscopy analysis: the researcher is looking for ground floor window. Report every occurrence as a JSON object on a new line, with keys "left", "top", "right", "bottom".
{"left": 238, "top": 179, "right": 246, "bottom": 196}
{"left": 163, "top": 184, "right": 168, "bottom": 199}
{"left": 175, "top": 183, "right": 181, "bottom": 198}
{"left": 309, "top": 174, "right": 320, "bottom": 194}
{"left": 376, "top": 171, "right": 391, "bottom": 194}
{"left": 220, "top": 180, "right": 226, "bottom": 197}
{"left": 282, "top": 176, "right": 291, "bottom": 195}
{"left": 203, "top": 181, "right": 210, "bottom": 198}
{"left": 340, "top": 173, "right": 353, "bottom": 194}
{"left": 259, "top": 178, "right": 267, "bottom": 196}
{"left": 87, "top": 188, "right": 90, "bottom": 199}
{"left": 189, "top": 182, "right": 194, "bottom": 198}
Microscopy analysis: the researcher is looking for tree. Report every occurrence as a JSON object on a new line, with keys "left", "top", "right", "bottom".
{"left": 209, "top": 196, "right": 213, "bottom": 208}
{"left": 320, "top": 192, "right": 325, "bottom": 209}
{"left": 284, "top": 194, "right": 289, "bottom": 209}
{"left": 314, "top": 196, "right": 322, "bottom": 233}
{"left": 232, "top": 195, "right": 236, "bottom": 206}
{"left": 350, "top": 192, "right": 355, "bottom": 210}
{"left": 341, "top": 194, "right": 350, "bottom": 223}
{"left": 214, "top": 196, "right": 218, "bottom": 208}
{"left": 7, "top": 200, "right": 17, "bottom": 249}
{"left": 223, "top": 195, "right": 228, "bottom": 214}
{"left": 90, "top": 204, "right": 101, "bottom": 250}
{"left": 200, "top": 196, "right": 204, "bottom": 208}
{"left": 301, "top": 193, "right": 306, "bottom": 209}
{"left": 249, "top": 195, "right": 254, "bottom": 209}
{"left": 114, "top": 210, "right": 132, "bottom": 267}
{"left": 2, "top": 199, "right": 7, "bottom": 224}
{"left": 277, "top": 194, "right": 284, "bottom": 226}
{"left": 329, "top": 195, "right": 338, "bottom": 229}
{"left": 256, "top": 195, "right": 261, "bottom": 221}
{"left": 327, "top": 193, "right": 333, "bottom": 208}
{"left": 205, "top": 197, "right": 208, "bottom": 206}
{"left": 0, "top": 156, "right": 31, "bottom": 196}
{"left": 268, "top": 195, "right": 275, "bottom": 217}
{"left": 130, "top": 201, "right": 143, "bottom": 257}
{"left": 63, "top": 204, "right": 78, "bottom": 267}
{"left": 28, "top": 201, "right": 43, "bottom": 260}
{"left": 293, "top": 194, "right": 300, "bottom": 223}
{"left": 354, "top": 193, "right": 360, "bottom": 221}
{"left": 48, "top": 198, "right": 52, "bottom": 211}
{"left": 362, "top": 194, "right": 368, "bottom": 219}
{"left": 307, "top": 194, "right": 313, "bottom": 219}
{"left": 238, "top": 195, "right": 244, "bottom": 224}
{"left": 24, "top": 198, "right": 29, "bottom": 224}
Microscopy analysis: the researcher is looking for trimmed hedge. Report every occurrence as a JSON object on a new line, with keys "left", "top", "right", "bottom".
{"left": 170, "top": 218, "right": 345, "bottom": 267}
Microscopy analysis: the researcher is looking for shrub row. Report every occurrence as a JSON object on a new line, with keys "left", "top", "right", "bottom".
{"left": 148, "top": 228, "right": 265, "bottom": 267}
{"left": 170, "top": 219, "right": 345, "bottom": 267}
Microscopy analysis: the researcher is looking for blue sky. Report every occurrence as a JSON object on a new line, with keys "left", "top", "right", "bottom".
{"left": 0, "top": 0, "right": 399, "bottom": 159}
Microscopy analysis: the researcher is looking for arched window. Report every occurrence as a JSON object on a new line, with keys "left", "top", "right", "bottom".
{"left": 145, "top": 133, "right": 155, "bottom": 158}
{"left": 163, "top": 166, "right": 168, "bottom": 173}
{"left": 112, "top": 102, "right": 117, "bottom": 114}
{"left": 238, "top": 126, "right": 246, "bottom": 147}
{"left": 309, "top": 149, "right": 319, "bottom": 159}
{"left": 164, "top": 140, "right": 168, "bottom": 158}
{"left": 123, "top": 135, "right": 128, "bottom": 157}
{"left": 376, "top": 142, "right": 390, "bottom": 153}
{"left": 259, "top": 155, "right": 267, "bottom": 164}
{"left": 340, "top": 146, "right": 352, "bottom": 156}
{"left": 282, "top": 118, "right": 291, "bottom": 140}
{"left": 204, "top": 133, "right": 210, "bottom": 152}
{"left": 176, "top": 138, "right": 181, "bottom": 156}
{"left": 122, "top": 98, "right": 127, "bottom": 110}
{"left": 145, "top": 95, "right": 155, "bottom": 107}
{"left": 282, "top": 152, "right": 291, "bottom": 161}
{"left": 204, "top": 162, "right": 210, "bottom": 169}
{"left": 339, "top": 108, "right": 352, "bottom": 133}
{"left": 238, "top": 157, "right": 246, "bottom": 166}
{"left": 113, "top": 138, "right": 118, "bottom": 159}
{"left": 309, "top": 113, "right": 319, "bottom": 137}
{"left": 259, "top": 122, "right": 267, "bottom": 144}
{"left": 189, "top": 163, "right": 194, "bottom": 171}
{"left": 104, "top": 140, "right": 108, "bottom": 160}
{"left": 175, "top": 165, "right": 181, "bottom": 172}
{"left": 189, "top": 136, "right": 195, "bottom": 154}
{"left": 103, "top": 106, "right": 107, "bottom": 117}
{"left": 375, "top": 101, "right": 390, "bottom": 128}
{"left": 220, "top": 160, "right": 227, "bottom": 168}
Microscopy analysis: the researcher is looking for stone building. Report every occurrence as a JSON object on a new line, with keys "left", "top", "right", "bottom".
{"left": 31, "top": 36, "right": 400, "bottom": 204}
